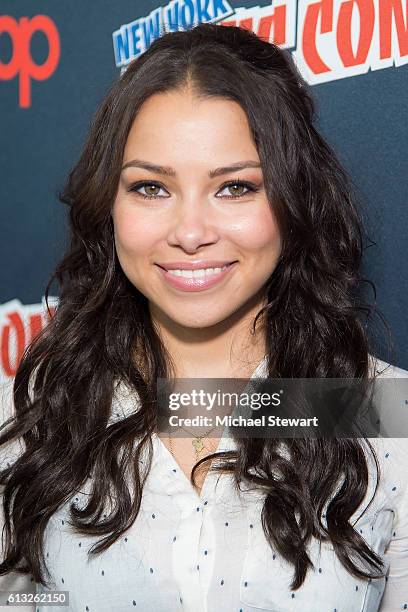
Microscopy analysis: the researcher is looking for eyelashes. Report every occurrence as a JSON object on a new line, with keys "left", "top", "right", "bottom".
{"left": 126, "top": 179, "right": 261, "bottom": 201}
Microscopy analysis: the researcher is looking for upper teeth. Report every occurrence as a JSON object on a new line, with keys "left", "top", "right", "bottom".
{"left": 167, "top": 265, "right": 229, "bottom": 278}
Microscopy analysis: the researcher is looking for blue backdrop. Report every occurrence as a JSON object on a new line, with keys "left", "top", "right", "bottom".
{"left": 1, "top": 0, "right": 407, "bottom": 380}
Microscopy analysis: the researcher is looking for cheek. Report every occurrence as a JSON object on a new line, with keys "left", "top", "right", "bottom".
{"left": 113, "top": 206, "right": 160, "bottom": 260}
{"left": 231, "top": 207, "right": 281, "bottom": 253}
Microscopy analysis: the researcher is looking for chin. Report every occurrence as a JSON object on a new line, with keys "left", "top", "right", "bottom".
{"left": 175, "top": 318, "right": 221, "bottom": 329}
{"left": 168, "top": 312, "right": 230, "bottom": 329}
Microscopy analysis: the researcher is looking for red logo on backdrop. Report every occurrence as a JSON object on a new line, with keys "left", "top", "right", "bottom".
{"left": 114, "top": 1, "right": 408, "bottom": 85}
{"left": 0, "top": 15, "right": 60, "bottom": 108}
{"left": 0, "top": 299, "right": 57, "bottom": 382}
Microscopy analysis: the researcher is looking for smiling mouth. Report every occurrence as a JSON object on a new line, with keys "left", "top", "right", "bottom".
{"left": 156, "top": 262, "right": 236, "bottom": 277}
{"left": 156, "top": 260, "right": 237, "bottom": 270}
{"left": 154, "top": 261, "right": 238, "bottom": 292}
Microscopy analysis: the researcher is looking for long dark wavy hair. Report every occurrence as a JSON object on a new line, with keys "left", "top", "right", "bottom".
{"left": 0, "top": 23, "right": 393, "bottom": 590}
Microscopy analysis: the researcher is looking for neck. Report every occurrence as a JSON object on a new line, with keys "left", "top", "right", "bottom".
{"left": 149, "top": 295, "right": 268, "bottom": 379}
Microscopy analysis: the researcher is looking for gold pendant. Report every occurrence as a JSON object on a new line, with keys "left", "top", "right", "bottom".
{"left": 192, "top": 438, "right": 204, "bottom": 453}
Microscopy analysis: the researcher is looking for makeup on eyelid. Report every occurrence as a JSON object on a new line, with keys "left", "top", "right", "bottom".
{"left": 124, "top": 179, "right": 264, "bottom": 201}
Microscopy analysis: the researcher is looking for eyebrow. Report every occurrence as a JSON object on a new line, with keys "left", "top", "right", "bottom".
{"left": 121, "top": 158, "right": 261, "bottom": 178}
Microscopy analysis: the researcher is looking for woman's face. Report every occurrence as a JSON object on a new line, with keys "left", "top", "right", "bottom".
{"left": 112, "top": 87, "right": 282, "bottom": 330}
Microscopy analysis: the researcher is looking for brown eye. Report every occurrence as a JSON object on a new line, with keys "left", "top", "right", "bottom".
{"left": 127, "top": 182, "right": 169, "bottom": 199}
{"left": 217, "top": 181, "right": 259, "bottom": 199}
{"left": 143, "top": 184, "right": 161, "bottom": 197}
{"left": 227, "top": 184, "right": 246, "bottom": 196}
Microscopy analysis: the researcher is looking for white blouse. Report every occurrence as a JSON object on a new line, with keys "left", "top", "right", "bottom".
{"left": 1, "top": 355, "right": 408, "bottom": 612}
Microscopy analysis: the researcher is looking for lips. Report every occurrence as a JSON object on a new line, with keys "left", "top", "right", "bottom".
{"left": 155, "top": 261, "right": 238, "bottom": 292}
{"left": 155, "top": 260, "right": 237, "bottom": 271}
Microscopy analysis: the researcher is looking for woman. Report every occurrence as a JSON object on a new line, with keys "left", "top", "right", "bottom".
{"left": 1, "top": 22, "right": 407, "bottom": 612}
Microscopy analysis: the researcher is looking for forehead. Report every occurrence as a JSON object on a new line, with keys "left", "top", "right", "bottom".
{"left": 123, "top": 89, "right": 259, "bottom": 167}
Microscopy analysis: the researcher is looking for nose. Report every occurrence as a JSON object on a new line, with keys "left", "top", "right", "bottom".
{"left": 166, "top": 195, "right": 219, "bottom": 253}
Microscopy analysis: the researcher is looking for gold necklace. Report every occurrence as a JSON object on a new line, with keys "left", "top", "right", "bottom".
{"left": 168, "top": 424, "right": 219, "bottom": 461}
